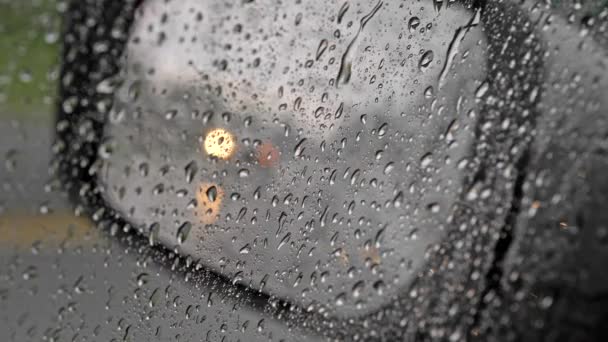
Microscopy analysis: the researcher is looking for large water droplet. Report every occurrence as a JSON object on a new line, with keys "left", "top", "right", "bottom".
{"left": 419, "top": 50, "right": 434, "bottom": 72}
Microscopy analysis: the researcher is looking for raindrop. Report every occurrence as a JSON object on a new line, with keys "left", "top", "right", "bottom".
{"left": 185, "top": 161, "right": 198, "bottom": 183}
{"left": 206, "top": 186, "right": 218, "bottom": 202}
{"left": 335, "top": 292, "right": 347, "bottom": 306}
{"left": 408, "top": 17, "right": 420, "bottom": 32}
{"left": 238, "top": 169, "right": 250, "bottom": 178}
{"left": 427, "top": 203, "right": 440, "bottom": 213}
{"left": 177, "top": 222, "right": 192, "bottom": 244}
{"left": 137, "top": 273, "right": 149, "bottom": 287}
{"left": 239, "top": 244, "right": 251, "bottom": 254}
{"left": 164, "top": 109, "right": 178, "bottom": 120}
{"left": 294, "top": 138, "right": 307, "bottom": 158}
{"left": 352, "top": 280, "right": 365, "bottom": 298}
{"left": 384, "top": 162, "right": 395, "bottom": 175}
{"left": 420, "top": 153, "right": 433, "bottom": 168}
{"left": 316, "top": 39, "right": 328, "bottom": 61}
{"left": 337, "top": 2, "right": 349, "bottom": 24}
{"left": 335, "top": 1, "right": 383, "bottom": 87}
{"left": 475, "top": 82, "right": 489, "bottom": 99}
{"left": 378, "top": 123, "right": 388, "bottom": 136}
{"left": 419, "top": 50, "right": 434, "bottom": 72}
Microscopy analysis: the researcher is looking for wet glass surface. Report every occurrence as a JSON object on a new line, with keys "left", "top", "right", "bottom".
{"left": 1, "top": 0, "right": 608, "bottom": 341}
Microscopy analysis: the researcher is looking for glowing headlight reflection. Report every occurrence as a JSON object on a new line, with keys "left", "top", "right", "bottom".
{"left": 204, "top": 128, "right": 236, "bottom": 160}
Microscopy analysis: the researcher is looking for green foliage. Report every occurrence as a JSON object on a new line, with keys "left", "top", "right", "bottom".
{"left": 0, "top": 0, "right": 60, "bottom": 120}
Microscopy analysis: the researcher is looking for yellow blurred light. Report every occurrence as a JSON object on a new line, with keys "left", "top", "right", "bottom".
{"left": 0, "top": 212, "right": 97, "bottom": 249}
{"left": 204, "top": 128, "right": 236, "bottom": 159}
{"left": 361, "top": 246, "right": 382, "bottom": 265}
{"left": 338, "top": 249, "right": 350, "bottom": 266}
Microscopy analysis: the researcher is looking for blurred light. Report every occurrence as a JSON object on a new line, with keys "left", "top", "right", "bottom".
{"left": 361, "top": 246, "right": 381, "bottom": 265}
{"left": 0, "top": 213, "right": 96, "bottom": 249}
{"left": 204, "top": 128, "right": 236, "bottom": 160}
{"left": 256, "top": 142, "right": 280, "bottom": 168}
{"left": 195, "top": 182, "right": 224, "bottom": 224}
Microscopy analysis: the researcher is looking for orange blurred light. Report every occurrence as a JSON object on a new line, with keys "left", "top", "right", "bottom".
{"left": 195, "top": 182, "right": 224, "bottom": 224}
{"left": 256, "top": 141, "right": 280, "bottom": 168}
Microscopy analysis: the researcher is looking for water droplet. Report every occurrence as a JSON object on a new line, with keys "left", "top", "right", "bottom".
{"left": 427, "top": 203, "right": 440, "bottom": 213}
{"left": 128, "top": 80, "right": 141, "bottom": 101}
{"left": 185, "top": 161, "right": 198, "bottom": 183}
{"left": 316, "top": 39, "right": 328, "bottom": 61}
{"left": 378, "top": 123, "right": 388, "bottom": 137}
{"left": 384, "top": 162, "right": 395, "bottom": 175}
{"left": 337, "top": 2, "right": 349, "bottom": 24}
{"left": 475, "top": 82, "right": 489, "bottom": 99}
{"left": 177, "top": 222, "right": 192, "bottom": 244}
{"left": 408, "top": 17, "right": 420, "bottom": 32}
{"left": 164, "top": 109, "right": 178, "bottom": 120}
{"left": 206, "top": 186, "right": 218, "bottom": 202}
{"left": 294, "top": 138, "right": 307, "bottom": 158}
{"left": 373, "top": 280, "right": 386, "bottom": 295}
{"left": 419, "top": 50, "right": 434, "bottom": 72}
{"left": 239, "top": 244, "right": 251, "bottom": 254}
{"left": 238, "top": 168, "right": 250, "bottom": 178}
{"left": 335, "top": 1, "right": 383, "bottom": 87}
{"left": 393, "top": 191, "right": 404, "bottom": 208}
{"left": 352, "top": 280, "right": 365, "bottom": 298}
{"left": 420, "top": 153, "right": 433, "bottom": 168}
{"left": 137, "top": 273, "right": 149, "bottom": 287}
{"left": 277, "top": 232, "right": 292, "bottom": 250}
{"left": 335, "top": 292, "right": 347, "bottom": 306}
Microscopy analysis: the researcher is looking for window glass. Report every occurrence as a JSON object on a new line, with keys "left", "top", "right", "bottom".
{"left": 2, "top": 0, "right": 607, "bottom": 341}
